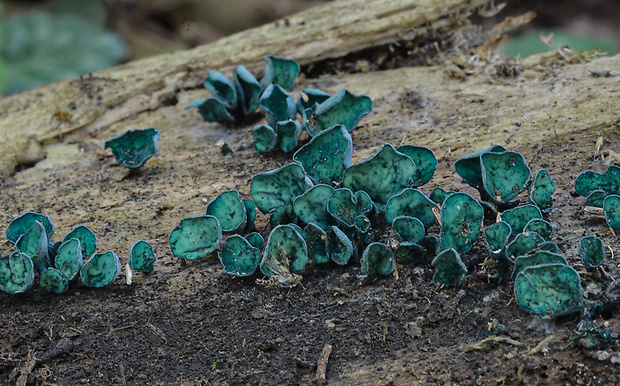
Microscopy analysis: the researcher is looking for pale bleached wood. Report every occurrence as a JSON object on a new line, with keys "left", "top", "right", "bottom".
{"left": 0, "top": 0, "right": 492, "bottom": 176}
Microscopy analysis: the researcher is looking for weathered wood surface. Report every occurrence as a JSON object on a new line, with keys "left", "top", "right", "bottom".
{"left": 0, "top": 0, "right": 619, "bottom": 383}
{"left": 0, "top": 0, "right": 492, "bottom": 176}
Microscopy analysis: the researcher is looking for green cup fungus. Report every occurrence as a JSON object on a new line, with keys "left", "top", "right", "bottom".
{"left": 39, "top": 267, "right": 69, "bottom": 294}
{"left": 203, "top": 70, "right": 238, "bottom": 108}
{"left": 571, "top": 313, "right": 614, "bottom": 349}
{"left": 297, "top": 89, "right": 331, "bottom": 136}
{"left": 293, "top": 184, "right": 335, "bottom": 230}
{"left": 574, "top": 165, "right": 620, "bottom": 198}
{"left": 205, "top": 190, "right": 248, "bottom": 234}
{"left": 514, "top": 263, "right": 583, "bottom": 317}
{"left": 233, "top": 65, "right": 262, "bottom": 116}
{"left": 603, "top": 194, "right": 620, "bottom": 229}
{"left": 500, "top": 204, "right": 542, "bottom": 235}
{"left": 15, "top": 220, "right": 50, "bottom": 273}
{"left": 253, "top": 84, "right": 304, "bottom": 153}
{"left": 484, "top": 221, "right": 512, "bottom": 263}
{"left": 538, "top": 241, "right": 561, "bottom": 254}
{"left": 523, "top": 218, "right": 553, "bottom": 241}
{"left": 187, "top": 57, "right": 294, "bottom": 123}
{"left": 343, "top": 144, "right": 416, "bottom": 209}
{"left": 251, "top": 163, "right": 313, "bottom": 226}
{"left": 506, "top": 231, "right": 545, "bottom": 260}
{"left": 169, "top": 215, "right": 223, "bottom": 260}
{"left": 104, "top": 128, "right": 160, "bottom": 170}
{"left": 455, "top": 145, "right": 506, "bottom": 191}
{"left": 578, "top": 235, "right": 605, "bottom": 269}
{"left": 421, "top": 235, "right": 441, "bottom": 256}
{"left": 392, "top": 216, "right": 425, "bottom": 244}
{"left": 268, "top": 206, "right": 297, "bottom": 228}
{"left": 6, "top": 211, "right": 55, "bottom": 244}
{"left": 480, "top": 150, "right": 532, "bottom": 205}
{"left": 328, "top": 226, "right": 355, "bottom": 265}
{"left": 305, "top": 89, "right": 373, "bottom": 136}
{"left": 243, "top": 199, "right": 257, "bottom": 233}
{"left": 431, "top": 248, "right": 467, "bottom": 287}
{"left": 529, "top": 169, "right": 555, "bottom": 213}
{"left": 361, "top": 242, "right": 395, "bottom": 276}
{"left": 385, "top": 188, "right": 436, "bottom": 229}
{"left": 253, "top": 124, "right": 277, "bottom": 153}
{"left": 0, "top": 251, "right": 35, "bottom": 294}
{"left": 217, "top": 235, "right": 261, "bottom": 276}
{"left": 512, "top": 250, "right": 569, "bottom": 280}
{"left": 260, "top": 55, "right": 300, "bottom": 91}
{"left": 130, "top": 240, "right": 156, "bottom": 273}
{"left": 354, "top": 216, "right": 372, "bottom": 241}
{"left": 429, "top": 187, "right": 451, "bottom": 205}
{"left": 303, "top": 223, "right": 329, "bottom": 264}
{"left": 80, "top": 251, "right": 122, "bottom": 288}
{"left": 297, "top": 88, "right": 330, "bottom": 117}
{"left": 275, "top": 120, "right": 304, "bottom": 153}
{"left": 260, "top": 224, "right": 308, "bottom": 277}
{"left": 327, "top": 188, "right": 375, "bottom": 233}
{"left": 293, "top": 124, "right": 353, "bottom": 186}
{"left": 259, "top": 84, "right": 297, "bottom": 129}
{"left": 395, "top": 242, "right": 427, "bottom": 266}
{"left": 55, "top": 238, "right": 84, "bottom": 281}
{"left": 245, "top": 232, "right": 264, "bottom": 250}
{"left": 396, "top": 145, "right": 438, "bottom": 187}
{"left": 289, "top": 223, "right": 304, "bottom": 240}
{"left": 63, "top": 225, "right": 97, "bottom": 258}
{"left": 186, "top": 97, "right": 235, "bottom": 123}
{"left": 585, "top": 190, "right": 607, "bottom": 208}
{"left": 439, "top": 192, "right": 484, "bottom": 254}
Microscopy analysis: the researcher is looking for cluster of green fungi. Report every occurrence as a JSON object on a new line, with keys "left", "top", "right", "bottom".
{"left": 170, "top": 57, "right": 618, "bottom": 336}
{"left": 0, "top": 212, "right": 155, "bottom": 294}
{"left": 575, "top": 165, "right": 620, "bottom": 229}
{"left": 3, "top": 55, "right": 618, "bottom": 349}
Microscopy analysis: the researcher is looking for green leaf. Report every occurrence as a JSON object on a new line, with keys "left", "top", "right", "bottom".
{"left": 2, "top": 12, "right": 125, "bottom": 94}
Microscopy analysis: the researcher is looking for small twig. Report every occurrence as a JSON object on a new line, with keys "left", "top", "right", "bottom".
{"left": 147, "top": 323, "right": 168, "bottom": 344}
{"left": 432, "top": 205, "right": 441, "bottom": 226}
{"left": 316, "top": 344, "right": 332, "bottom": 384}
{"left": 410, "top": 365, "right": 420, "bottom": 380}
{"left": 463, "top": 336, "right": 523, "bottom": 353}
{"left": 583, "top": 206, "right": 605, "bottom": 217}
{"left": 529, "top": 335, "right": 555, "bottom": 355}
{"left": 16, "top": 350, "right": 37, "bottom": 386}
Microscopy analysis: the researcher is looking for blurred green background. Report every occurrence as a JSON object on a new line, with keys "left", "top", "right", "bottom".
{"left": 0, "top": 0, "right": 618, "bottom": 96}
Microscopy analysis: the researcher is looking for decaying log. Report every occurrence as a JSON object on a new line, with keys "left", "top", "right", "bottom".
{"left": 0, "top": 0, "right": 618, "bottom": 383}
{"left": 0, "top": 0, "right": 494, "bottom": 176}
